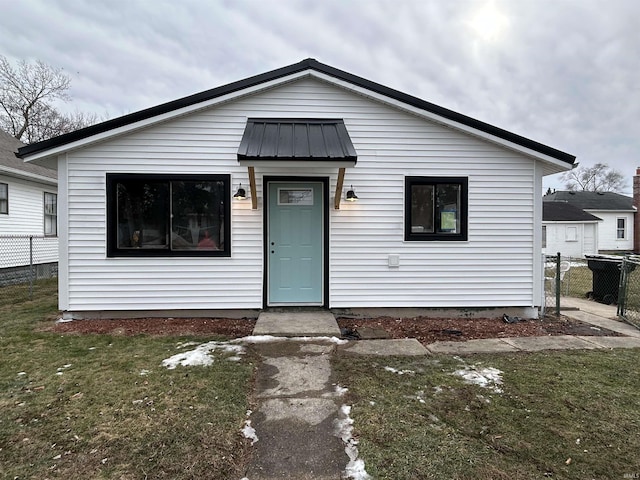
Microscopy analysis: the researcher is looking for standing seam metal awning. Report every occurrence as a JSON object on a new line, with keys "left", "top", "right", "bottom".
{"left": 237, "top": 118, "right": 357, "bottom": 162}
{"left": 237, "top": 118, "right": 358, "bottom": 209}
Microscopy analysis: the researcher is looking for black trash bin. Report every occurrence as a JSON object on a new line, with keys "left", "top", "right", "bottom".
{"left": 585, "top": 255, "right": 635, "bottom": 305}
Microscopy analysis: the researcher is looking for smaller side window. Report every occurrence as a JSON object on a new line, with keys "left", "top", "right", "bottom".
{"left": 565, "top": 226, "right": 578, "bottom": 242}
{"left": 0, "top": 183, "right": 7, "bottom": 214}
{"left": 542, "top": 225, "right": 547, "bottom": 248}
{"left": 616, "top": 218, "right": 626, "bottom": 239}
{"left": 44, "top": 192, "right": 57, "bottom": 236}
{"left": 405, "top": 177, "right": 468, "bottom": 241}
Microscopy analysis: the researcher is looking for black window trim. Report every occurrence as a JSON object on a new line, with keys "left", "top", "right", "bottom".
{"left": 106, "top": 173, "right": 231, "bottom": 257}
{"left": 404, "top": 176, "right": 468, "bottom": 242}
{"left": 0, "top": 182, "right": 8, "bottom": 215}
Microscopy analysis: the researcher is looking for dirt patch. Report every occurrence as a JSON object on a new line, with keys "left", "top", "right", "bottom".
{"left": 43, "top": 313, "right": 623, "bottom": 346}
{"left": 336, "top": 315, "right": 623, "bottom": 346}
{"left": 44, "top": 317, "right": 256, "bottom": 338}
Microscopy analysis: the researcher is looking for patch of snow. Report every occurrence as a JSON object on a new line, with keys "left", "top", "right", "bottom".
{"left": 433, "top": 386, "right": 443, "bottom": 394}
{"left": 161, "top": 341, "right": 245, "bottom": 369}
{"left": 55, "top": 317, "right": 73, "bottom": 324}
{"left": 175, "top": 341, "right": 199, "bottom": 349}
{"left": 369, "top": 401, "right": 376, "bottom": 406}
{"left": 88, "top": 347, "right": 96, "bottom": 350}
{"left": 227, "top": 356, "right": 243, "bottom": 362}
{"left": 241, "top": 411, "right": 258, "bottom": 445}
{"left": 17, "top": 372, "right": 26, "bottom": 376}
{"left": 384, "top": 366, "right": 415, "bottom": 375}
{"left": 453, "top": 366, "right": 503, "bottom": 393}
{"left": 322, "top": 384, "right": 348, "bottom": 398}
{"left": 233, "top": 335, "right": 347, "bottom": 345}
{"left": 139, "top": 369, "right": 150, "bottom": 376}
{"left": 333, "top": 405, "right": 372, "bottom": 480}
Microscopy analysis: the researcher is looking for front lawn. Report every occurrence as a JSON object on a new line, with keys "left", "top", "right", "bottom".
{"left": 334, "top": 351, "right": 640, "bottom": 479}
{"left": 0, "top": 286, "right": 255, "bottom": 479}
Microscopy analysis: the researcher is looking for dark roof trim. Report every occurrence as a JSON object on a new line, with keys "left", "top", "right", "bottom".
{"left": 237, "top": 118, "right": 357, "bottom": 162}
{"left": 17, "top": 58, "right": 575, "bottom": 164}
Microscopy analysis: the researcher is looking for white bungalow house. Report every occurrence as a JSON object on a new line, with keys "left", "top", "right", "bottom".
{"left": 544, "top": 191, "right": 635, "bottom": 254}
{"left": 0, "top": 129, "right": 58, "bottom": 275}
{"left": 542, "top": 201, "right": 601, "bottom": 258}
{"left": 17, "top": 59, "right": 575, "bottom": 319}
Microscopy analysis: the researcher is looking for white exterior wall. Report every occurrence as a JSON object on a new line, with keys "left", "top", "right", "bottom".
{"left": 586, "top": 210, "right": 634, "bottom": 252}
{"left": 0, "top": 174, "right": 58, "bottom": 267}
{"left": 543, "top": 222, "right": 598, "bottom": 258}
{"left": 62, "top": 77, "right": 544, "bottom": 313}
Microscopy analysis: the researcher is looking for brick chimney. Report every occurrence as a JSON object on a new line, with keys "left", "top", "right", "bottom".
{"left": 635, "top": 167, "right": 640, "bottom": 253}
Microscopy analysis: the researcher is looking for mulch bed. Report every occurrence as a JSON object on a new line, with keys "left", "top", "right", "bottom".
{"left": 43, "top": 313, "right": 623, "bottom": 346}
{"left": 336, "top": 315, "right": 623, "bottom": 345}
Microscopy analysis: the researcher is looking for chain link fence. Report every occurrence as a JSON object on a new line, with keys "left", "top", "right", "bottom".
{"left": 0, "top": 235, "right": 58, "bottom": 304}
{"left": 544, "top": 254, "right": 592, "bottom": 315}
{"left": 617, "top": 256, "right": 640, "bottom": 329}
{"left": 544, "top": 252, "right": 640, "bottom": 329}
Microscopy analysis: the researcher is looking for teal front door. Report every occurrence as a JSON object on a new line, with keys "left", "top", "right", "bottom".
{"left": 268, "top": 181, "right": 324, "bottom": 306}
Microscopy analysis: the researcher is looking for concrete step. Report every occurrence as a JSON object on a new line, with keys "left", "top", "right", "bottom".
{"left": 253, "top": 310, "right": 341, "bottom": 337}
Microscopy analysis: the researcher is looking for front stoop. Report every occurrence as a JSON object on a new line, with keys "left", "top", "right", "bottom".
{"left": 253, "top": 311, "right": 341, "bottom": 337}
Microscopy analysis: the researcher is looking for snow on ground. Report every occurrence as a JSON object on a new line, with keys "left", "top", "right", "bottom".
{"left": 233, "top": 335, "right": 348, "bottom": 345}
{"left": 384, "top": 366, "right": 415, "bottom": 375}
{"left": 334, "top": 405, "right": 372, "bottom": 480}
{"left": 453, "top": 365, "right": 503, "bottom": 393}
{"left": 161, "top": 341, "right": 245, "bottom": 369}
{"left": 162, "top": 335, "right": 349, "bottom": 369}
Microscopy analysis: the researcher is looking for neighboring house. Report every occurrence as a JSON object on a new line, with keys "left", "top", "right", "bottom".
{"left": 542, "top": 201, "right": 601, "bottom": 257}
{"left": 0, "top": 129, "right": 58, "bottom": 271}
{"left": 17, "top": 59, "right": 575, "bottom": 319}
{"left": 544, "top": 191, "right": 635, "bottom": 254}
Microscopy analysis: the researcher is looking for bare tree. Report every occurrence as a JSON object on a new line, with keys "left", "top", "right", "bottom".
{"left": 0, "top": 55, "right": 97, "bottom": 143}
{"left": 561, "top": 162, "right": 627, "bottom": 193}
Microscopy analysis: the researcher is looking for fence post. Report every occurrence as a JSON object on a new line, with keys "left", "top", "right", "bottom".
{"left": 617, "top": 256, "right": 628, "bottom": 318}
{"left": 555, "top": 252, "right": 561, "bottom": 315}
{"left": 29, "top": 235, "right": 34, "bottom": 300}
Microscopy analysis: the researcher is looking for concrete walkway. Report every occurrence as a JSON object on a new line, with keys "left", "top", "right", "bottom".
{"left": 244, "top": 303, "right": 640, "bottom": 478}
{"left": 245, "top": 340, "right": 348, "bottom": 480}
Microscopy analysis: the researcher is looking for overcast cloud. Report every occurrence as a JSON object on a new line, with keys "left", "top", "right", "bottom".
{"left": 1, "top": 0, "right": 637, "bottom": 193}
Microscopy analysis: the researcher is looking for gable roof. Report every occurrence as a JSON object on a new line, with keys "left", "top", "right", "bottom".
{"left": 544, "top": 190, "right": 635, "bottom": 211}
{"left": 543, "top": 201, "right": 602, "bottom": 222}
{"left": 16, "top": 58, "right": 576, "bottom": 167}
{"left": 0, "top": 129, "right": 56, "bottom": 183}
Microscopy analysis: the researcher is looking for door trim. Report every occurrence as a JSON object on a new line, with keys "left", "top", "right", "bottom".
{"left": 264, "top": 176, "right": 330, "bottom": 308}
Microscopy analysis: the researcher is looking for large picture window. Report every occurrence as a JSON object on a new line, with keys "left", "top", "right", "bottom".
{"left": 107, "top": 174, "right": 231, "bottom": 257}
{"left": 405, "top": 176, "right": 468, "bottom": 241}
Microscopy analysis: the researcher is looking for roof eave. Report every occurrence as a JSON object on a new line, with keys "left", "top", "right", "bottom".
{"left": 17, "top": 58, "right": 576, "bottom": 167}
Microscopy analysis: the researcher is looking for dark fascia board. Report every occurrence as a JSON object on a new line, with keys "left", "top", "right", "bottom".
{"left": 17, "top": 58, "right": 576, "bottom": 165}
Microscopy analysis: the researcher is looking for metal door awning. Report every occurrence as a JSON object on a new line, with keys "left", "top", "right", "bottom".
{"left": 237, "top": 118, "right": 357, "bottom": 209}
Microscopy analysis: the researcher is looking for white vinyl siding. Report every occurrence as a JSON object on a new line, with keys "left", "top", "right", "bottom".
{"left": 584, "top": 210, "right": 634, "bottom": 252}
{"left": 542, "top": 222, "right": 599, "bottom": 258}
{"left": 62, "top": 77, "right": 542, "bottom": 312}
{"left": 0, "top": 174, "right": 59, "bottom": 267}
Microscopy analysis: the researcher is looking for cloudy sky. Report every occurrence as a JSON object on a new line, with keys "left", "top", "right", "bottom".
{"left": 1, "top": 0, "right": 637, "bottom": 194}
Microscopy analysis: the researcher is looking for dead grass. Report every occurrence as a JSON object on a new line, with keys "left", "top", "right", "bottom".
{"left": 333, "top": 351, "right": 640, "bottom": 479}
{"left": 0, "top": 288, "right": 255, "bottom": 479}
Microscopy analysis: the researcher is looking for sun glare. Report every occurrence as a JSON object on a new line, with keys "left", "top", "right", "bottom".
{"left": 470, "top": 2, "right": 509, "bottom": 41}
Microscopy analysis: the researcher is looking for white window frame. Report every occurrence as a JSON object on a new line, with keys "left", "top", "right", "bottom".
{"left": 616, "top": 217, "right": 626, "bottom": 240}
{"left": 565, "top": 226, "right": 578, "bottom": 242}
{"left": 0, "top": 182, "right": 7, "bottom": 214}
{"left": 44, "top": 192, "right": 57, "bottom": 237}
